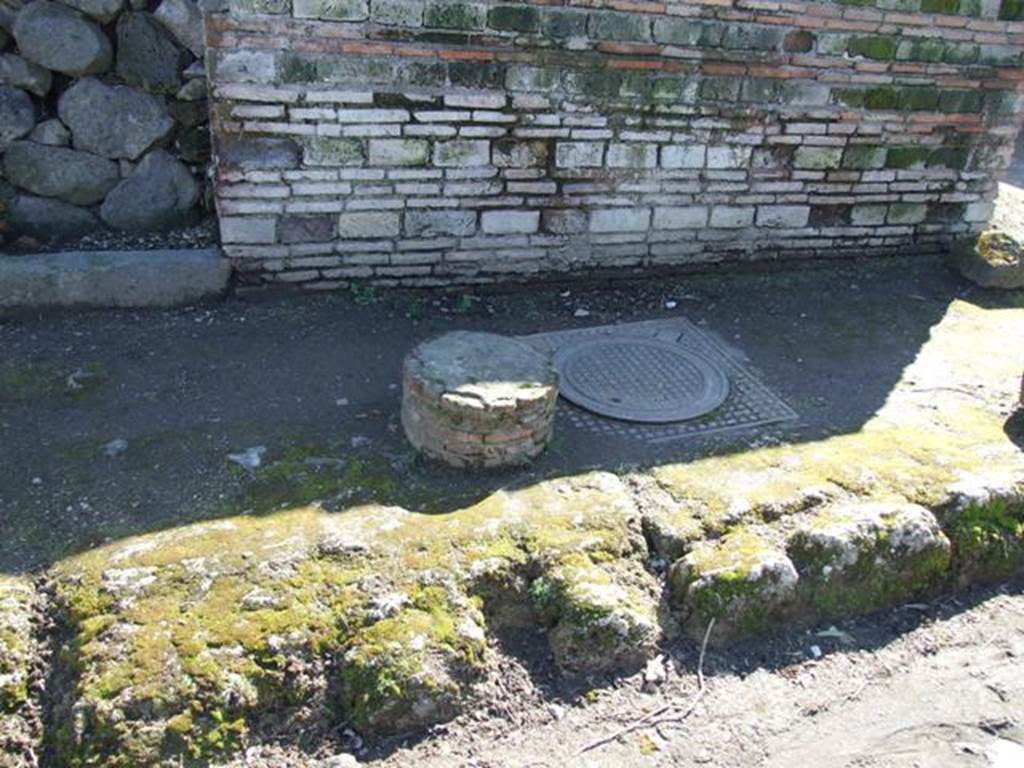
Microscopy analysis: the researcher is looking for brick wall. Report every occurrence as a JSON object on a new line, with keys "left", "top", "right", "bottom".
{"left": 205, "top": 0, "right": 1024, "bottom": 288}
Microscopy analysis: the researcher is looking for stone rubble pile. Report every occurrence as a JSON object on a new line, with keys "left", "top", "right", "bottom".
{"left": 0, "top": 0, "right": 209, "bottom": 248}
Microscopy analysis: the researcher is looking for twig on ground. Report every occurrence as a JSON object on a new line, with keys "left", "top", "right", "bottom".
{"left": 574, "top": 618, "right": 716, "bottom": 756}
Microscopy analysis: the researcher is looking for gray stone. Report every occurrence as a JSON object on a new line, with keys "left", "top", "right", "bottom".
{"left": 338, "top": 211, "right": 400, "bottom": 238}
{"left": 606, "top": 143, "right": 657, "bottom": 169}
{"left": 706, "top": 145, "right": 752, "bottom": 169}
{"left": 590, "top": 208, "right": 650, "bottom": 233}
{"left": 116, "top": 12, "right": 189, "bottom": 94}
{"left": 278, "top": 214, "right": 334, "bottom": 243}
{"left": 3, "top": 141, "right": 119, "bottom": 205}
{"left": 949, "top": 230, "right": 1024, "bottom": 290}
{"left": 0, "top": 248, "right": 229, "bottom": 309}
{"left": 293, "top": 0, "right": 367, "bottom": 20}
{"left": 12, "top": 1, "right": 112, "bottom": 76}
{"left": 793, "top": 146, "right": 843, "bottom": 170}
{"left": 100, "top": 150, "right": 200, "bottom": 231}
{"left": 370, "top": 0, "right": 421, "bottom": 26}
{"left": 153, "top": 0, "right": 204, "bottom": 57}
{"left": 219, "top": 215, "right": 276, "bottom": 244}
{"left": 59, "top": 78, "right": 174, "bottom": 160}
{"left": 0, "top": 27, "right": 6, "bottom": 46}
{"left": 556, "top": 141, "right": 604, "bottom": 168}
{"left": 710, "top": 206, "right": 755, "bottom": 228}
{"left": 653, "top": 206, "right": 708, "bottom": 230}
{"left": 433, "top": 139, "right": 489, "bottom": 168}
{"left": 481, "top": 209, "right": 539, "bottom": 235}
{"left": 59, "top": 0, "right": 124, "bottom": 23}
{"left": 0, "top": 84, "right": 33, "bottom": 149}
{"left": 787, "top": 503, "right": 952, "bottom": 618}
{"left": 756, "top": 205, "right": 810, "bottom": 228}
{"left": 175, "top": 76, "right": 206, "bottom": 102}
{"left": 405, "top": 209, "right": 477, "bottom": 237}
{"left": 0, "top": 53, "right": 50, "bottom": 96}
{"left": 542, "top": 209, "right": 586, "bottom": 235}
{"left": 0, "top": 0, "right": 19, "bottom": 33}
{"left": 7, "top": 194, "right": 99, "bottom": 241}
{"left": 218, "top": 136, "right": 299, "bottom": 171}
{"left": 670, "top": 529, "right": 799, "bottom": 644}
{"left": 368, "top": 138, "right": 428, "bottom": 166}
{"left": 661, "top": 144, "right": 705, "bottom": 169}
{"left": 27, "top": 118, "right": 69, "bottom": 146}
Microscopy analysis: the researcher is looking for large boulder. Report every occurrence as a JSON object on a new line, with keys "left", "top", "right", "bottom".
{"left": 154, "top": 0, "right": 203, "bottom": 57}
{"left": 0, "top": 53, "right": 51, "bottom": 96}
{"left": 115, "top": 12, "right": 188, "bottom": 94}
{"left": 0, "top": 84, "right": 33, "bottom": 149}
{"left": 8, "top": 194, "right": 100, "bottom": 240}
{"left": 100, "top": 149, "right": 199, "bottom": 231}
{"left": 12, "top": 0, "right": 112, "bottom": 77}
{"left": 59, "top": 0, "right": 124, "bottom": 23}
{"left": 3, "top": 140, "right": 119, "bottom": 205}
{"left": 58, "top": 77, "right": 174, "bottom": 160}
{"left": 0, "top": 0, "right": 23, "bottom": 32}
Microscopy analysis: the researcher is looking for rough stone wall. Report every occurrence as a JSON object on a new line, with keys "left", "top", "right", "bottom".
{"left": 0, "top": 0, "right": 209, "bottom": 247}
{"left": 208, "top": 0, "right": 1024, "bottom": 288}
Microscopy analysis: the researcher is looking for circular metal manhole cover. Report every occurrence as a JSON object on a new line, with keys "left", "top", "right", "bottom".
{"left": 552, "top": 337, "right": 730, "bottom": 423}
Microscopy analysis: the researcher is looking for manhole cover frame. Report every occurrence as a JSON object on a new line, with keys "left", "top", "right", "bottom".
{"left": 552, "top": 336, "right": 731, "bottom": 423}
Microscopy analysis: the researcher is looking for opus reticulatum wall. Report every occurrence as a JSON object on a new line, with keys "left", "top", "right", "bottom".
{"left": 206, "top": 0, "right": 1024, "bottom": 288}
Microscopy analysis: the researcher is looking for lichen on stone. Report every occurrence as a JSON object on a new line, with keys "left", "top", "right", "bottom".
{"left": 787, "top": 502, "right": 952, "bottom": 618}
{"left": 0, "top": 576, "right": 40, "bottom": 768}
{"left": 669, "top": 527, "right": 799, "bottom": 644}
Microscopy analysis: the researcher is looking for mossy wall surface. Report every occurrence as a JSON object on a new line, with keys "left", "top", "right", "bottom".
{"left": 207, "top": 0, "right": 1023, "bottom": 288}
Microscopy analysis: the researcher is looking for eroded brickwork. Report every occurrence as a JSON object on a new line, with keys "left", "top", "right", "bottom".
{"left": 206, "top": 0, "right": 1024, "bottom": 287}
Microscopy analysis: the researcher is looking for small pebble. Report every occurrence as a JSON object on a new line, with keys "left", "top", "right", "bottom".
{"left": 227, "top": 446, "right": 266, "bottom": 470}
{"left": 573, "top": 308, "right": 590, "bottom": 318}
{"left": 665, "top": 300, "right": 678, "bottom": 309}
{"left": 809, "top": 644, "right": 823, "bottom": 659}
{"left": 102, "top": 439, "right": 129, "bottom": 458}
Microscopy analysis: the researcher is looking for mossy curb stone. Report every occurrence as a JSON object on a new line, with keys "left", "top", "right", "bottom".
{"left": 669, "top": 528, "right": 799, "bottom": 644}
{"left": 787, "top": 502, "right": 952, "bottom": 619}
{"left": 402, "top": 331, "right": 558, "bottom": 468}
{"left": 949, "top": 230, "right": 1024, "bottom": 289}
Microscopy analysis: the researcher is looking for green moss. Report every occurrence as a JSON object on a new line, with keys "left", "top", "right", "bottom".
{"left": 788, "top": 506, "right": 952, "bottom": 619}
{"left": 898, "top": 87, "right": 940, "bottom": 111}
{"left": 922, "top": 0, "right": 960, "bottom": 12}
{"left": 424, "top": 1, "right": 484, "bottom": 30}
{"left": 487, "top": 5, "right": 538, "bottom": 32}
{"left": 946, "top": 500, "right": 1024, "bottom": 584}
{"left": 886, "top": 146, "right": 930, "bottom": 169}
{"left": 864, "top": 87, "right": 898, "bottom": 110}
{"left": 848, "top": 35, "right": 898, "bottom": 61}
{"left": 0, "top": 361, "right": 107, "bottom": 405}
{"left": 1000, "top": 0, "right": 1024, "bottom": 19}
{"left": 843, "top": 145, "right": 886, "bottom": 170}
{"left": 671, "top": 529, "right": 797, "bottom": 641}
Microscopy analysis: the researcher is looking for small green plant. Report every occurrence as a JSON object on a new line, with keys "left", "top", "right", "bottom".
{"left": 454, "top": 294, "right": 480, "bottom": 314}
{"left": 350, "top": 283, "right": 379, "bottom": 306}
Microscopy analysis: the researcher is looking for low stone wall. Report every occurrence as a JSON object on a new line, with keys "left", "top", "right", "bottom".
{"left": 207, "top": 0, "right": 1024, "bottom": 288}
{"left": 0, "top": 0, "right": 210, "bottom": 248}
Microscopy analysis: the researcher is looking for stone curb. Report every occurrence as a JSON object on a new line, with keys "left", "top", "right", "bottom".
{"left": 654, "top": 475, "right": 1024, "bottom": 646}
{"left": 0, "top": 247, "right": 230, "bottom": 310}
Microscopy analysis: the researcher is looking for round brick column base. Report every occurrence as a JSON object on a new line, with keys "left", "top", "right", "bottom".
{"left": 401, "top": 331, "right": 558, "bottom": 469}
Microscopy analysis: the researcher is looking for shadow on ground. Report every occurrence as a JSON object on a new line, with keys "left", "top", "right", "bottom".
{"left": 0, "top": 255, "right": 1019, "bottom": 574}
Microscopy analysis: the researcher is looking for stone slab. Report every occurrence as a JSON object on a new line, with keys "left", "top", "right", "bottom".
{"left": 0, "top": 248, "right": 230, "bottom": 310}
